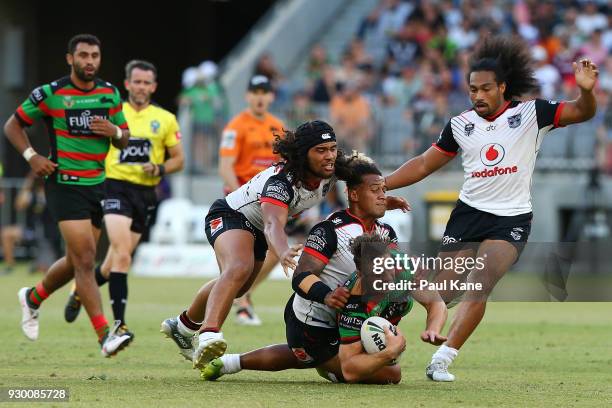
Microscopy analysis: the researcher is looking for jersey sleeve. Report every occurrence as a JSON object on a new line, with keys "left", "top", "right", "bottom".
{"left": 535, "top": 98, "right": 565, "bottom": 130}
{"left": 109, "top": 87, "right": 129, "bottom": 130}
{"left": 337, "top": 307, "right": 364, "bottom": 344}
{"left": 15, "top": 85, "right": 50, "bottom": 126}
{"left": 432, "top": 120, "right": 459, "bottom": 156}
{"left": 303, "top": 221, "right": 337, "bottom": 264}
{"left": 260, "top": 174, "right": 294, "bottom": 208}
{"left": 219, "top": 117, "right": 243, "bottom": 157}
{"left": 163, "top": 114, "right": 181, "bottom": 148}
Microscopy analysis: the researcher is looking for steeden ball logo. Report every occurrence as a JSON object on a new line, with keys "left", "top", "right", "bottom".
{"left": 480, "top": 143, "right": 505, "bottom": 166}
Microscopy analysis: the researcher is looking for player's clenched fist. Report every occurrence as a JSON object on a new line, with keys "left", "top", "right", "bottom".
{"left": 324, "top": 286, "right": 350, "bottom": 309}
{"left": 29, "top": 154, "right": 57, "bottom": 177}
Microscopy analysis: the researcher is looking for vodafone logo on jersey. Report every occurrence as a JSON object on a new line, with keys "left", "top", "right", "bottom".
{"left": 480, "top": 143, "right": 505, "bottom": 166}
{"left": 472, "top": 143, "right": 518, "bottom": 178}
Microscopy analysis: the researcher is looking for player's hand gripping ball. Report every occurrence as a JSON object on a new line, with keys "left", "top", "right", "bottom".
{"left": 360, "top": 316, "right": 402, "bottom": 365}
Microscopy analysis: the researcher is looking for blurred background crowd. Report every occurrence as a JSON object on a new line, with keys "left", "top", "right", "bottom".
{"left": 180, "top": 0, "right": 612, "bottom": 172}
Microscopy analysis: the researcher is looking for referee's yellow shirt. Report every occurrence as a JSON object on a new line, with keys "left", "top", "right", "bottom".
{"left": 106, "top": 103, "right": 181, "bottom": 186}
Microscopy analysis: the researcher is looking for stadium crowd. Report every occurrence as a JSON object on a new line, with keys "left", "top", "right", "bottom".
{"left": 180, "top": 0, "right": 612, "bottom": 171}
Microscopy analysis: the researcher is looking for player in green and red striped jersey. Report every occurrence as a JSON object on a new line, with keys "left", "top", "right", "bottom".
{"left": 3, "top": 33, "right": 133, "bottom": 357}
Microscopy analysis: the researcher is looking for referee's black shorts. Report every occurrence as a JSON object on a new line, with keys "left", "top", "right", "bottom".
{"left": 102, "top": 178, "right": 157, "bottom": 233}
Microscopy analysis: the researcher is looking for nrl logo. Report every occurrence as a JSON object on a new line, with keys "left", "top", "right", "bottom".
{"left": 507, "top": 113, "right": 521, "bottom": 129}
{"left": 63, "top": 96, "right": 75, "bottom": 108}
{"left": 150, "top": 120, "right": 160, "bottom": 134}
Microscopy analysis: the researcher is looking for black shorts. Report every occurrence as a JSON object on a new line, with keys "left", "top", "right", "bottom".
{"left": 440, "top": 200, "right": 532, "bottom": 255}
{"left": 103, "top": 179, "right": 158, "bottom": 233}
{"left": 204, "top": 199, "right": 268, "bottom": 261}
{"left": 284, "top": 294, "right": 339, "bottom": 368}
{"left": 44, "top": 180, "right": 104, "bottom": 228}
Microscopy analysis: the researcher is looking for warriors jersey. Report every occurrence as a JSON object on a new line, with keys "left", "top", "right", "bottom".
{"left": 433, "top": 99, "right": 565, "bottom": 216}
{"left": 224, "top": 164, "right": 336, "bottom": 232}
{"left": 292, "top": 209, "right": 398, "bottom": 329}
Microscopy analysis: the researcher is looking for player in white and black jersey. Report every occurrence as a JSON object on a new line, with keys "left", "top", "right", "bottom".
{"left": 385, "top": 36, "right": 598, "bottom": 382}
{"left": 161, "top": 121, "right": 410, "bottom": 371}
{"left": 198, "top": 153, "right": 444, "bottom": 384}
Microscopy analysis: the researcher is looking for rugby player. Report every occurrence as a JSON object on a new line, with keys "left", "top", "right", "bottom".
{"left": 4, "top": 34, "right": 132, "bottom": 357}
{"left": 385, "top": 36, "right": 599, "bottom": 381}
{"left": 161, "top": 121, "right": 409, "bottom": 369}
{"left": 219, "top": 75, "right": 284, "bottom": 326}
{"left": 63, "top": 60, "right": 184, "bottom": 339}
{"left": 199, "top": 155, "right": 446, "bottom": 384}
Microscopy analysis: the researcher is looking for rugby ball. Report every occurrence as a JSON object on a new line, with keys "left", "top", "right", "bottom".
{"left": 360, "top": 316, "right": 397, "bottom": 354}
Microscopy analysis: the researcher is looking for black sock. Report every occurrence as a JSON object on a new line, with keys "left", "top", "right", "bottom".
{"left": 108, "top": 272, "right": 128, "bottom": 325}
{"left": 95, "top": 265, "right": 108, "bottom": 287}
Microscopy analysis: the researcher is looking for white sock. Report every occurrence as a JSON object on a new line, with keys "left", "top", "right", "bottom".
{"left": 431, "top": 344, "right": 459, "bottom": 364}
{"left": 176, "top": 315, "right": 196, "bottom": 337}
{"left": 219, "top": 354, "right": 241, "bottom": 374}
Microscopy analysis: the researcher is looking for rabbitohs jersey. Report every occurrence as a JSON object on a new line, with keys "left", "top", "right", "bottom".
{"left": 337, "top": 269, "right": 414, "bottom": 344}
{"left": 293, "top": 210, "right": 398, "bottom": 329}
{"left": 224, "top": 164, "right": 336, "bottom": 231}
{"left": 433, "top": 99, "right": 565, "bottom": 216}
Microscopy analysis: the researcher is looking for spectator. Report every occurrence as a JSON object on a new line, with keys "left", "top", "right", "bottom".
{"left": 330, "top": 81, "right": 372, "bottom": 152}
{"left": 254, "top": 52, "right": 288, "bottom": 106}
{"left": 386, "top": 21, "right": 422, "bottom": 68}
{"left": 382, "top": 64, "right": 422, "bottom": 108}
{"left": 580, "top": 29, "right": 608, "bottom": 67}
{"left": 449, "top": 18, "right": 479, "bottom": 50}
{"left": 179, "top": 61, "right": 227, "bottom": 173}
{"left": 306, "top": 43, "right": 329, "bottom": 81}
{"left": 334, "top": 52, "right": 363, "bottom": 86}
{"left": 285, "top": 91, "right": 316, "bottom": 129}
{"left": 575, "top": 1, "right": 608, "bottom": 36}
{"left": 532, "top": 45, "right": 561, "bottom": 100}
{"left": 311, "top": 65, "right": 336, "bottom": 105}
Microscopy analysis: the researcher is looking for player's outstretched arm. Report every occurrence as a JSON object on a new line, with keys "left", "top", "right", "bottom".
{"left": 412, "top": 287, "right": 448, "bottom": 346}
{"left": 385, "top": 147, "right": 454, "bottom": 191}
{"left": 557, "top": 58, "right": 598, "bottom": 127}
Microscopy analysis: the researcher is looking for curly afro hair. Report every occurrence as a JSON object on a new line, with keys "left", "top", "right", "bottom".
{"left": 468, "top": 36, "right": 539, "bottom": 100}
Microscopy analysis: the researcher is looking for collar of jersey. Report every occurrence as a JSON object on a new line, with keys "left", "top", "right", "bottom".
{"left": 483, "top": 100, "right": 512, "bottom": 122}
{"left": 345, "top": 209, "right": 376, "bottom": 233}
{"left": 69, "top": 78, "right": 98, "bottom": 93}
{"left": 124, "top": 102, "right": 153, "bottom": 115}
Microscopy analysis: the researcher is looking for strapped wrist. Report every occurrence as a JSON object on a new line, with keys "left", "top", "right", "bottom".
{"left": 22, "top": 147, "right": 37, "bottom": 162}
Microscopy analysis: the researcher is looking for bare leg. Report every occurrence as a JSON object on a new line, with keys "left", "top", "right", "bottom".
{"left": 198, "top": 229, "right": 258, "bottom": 331}
{"left": 59, "top": 220, "right": 103, "bottom": 319}
{"left": 444, "top": 240, "right": 518, "bottom": 350}
{"left": 432, "top": 248, "right": 476, "bottom": 304}
{"left": 239, "top": 344, "right": 304, "bottom": 371}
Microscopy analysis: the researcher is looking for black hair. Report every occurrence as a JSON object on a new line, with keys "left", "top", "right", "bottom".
{"left": 273, "top": 120, "right": 340, "bottom": 185}
{"left": 350, "top": 233, "right": 391, "bottom": 275}
{"left": 333, "top": 151, "right": 382, "bottom": 189}
{"left": 67, "top": 34, "right": 101, "bottom": 55}
{"left": 468, "top": 36, "right": 538, "bottom": 100}
{"left": 125, "top": 60, "right": 158, "bottom": 80}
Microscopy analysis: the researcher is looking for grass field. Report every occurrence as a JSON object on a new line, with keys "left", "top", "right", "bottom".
{"left": 1, "top": 265, "right": 611, "bottom": 408}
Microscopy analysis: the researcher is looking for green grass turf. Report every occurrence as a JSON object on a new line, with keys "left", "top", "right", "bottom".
{"left": 0, "top": 264, "right": 611, "bottom": 407}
